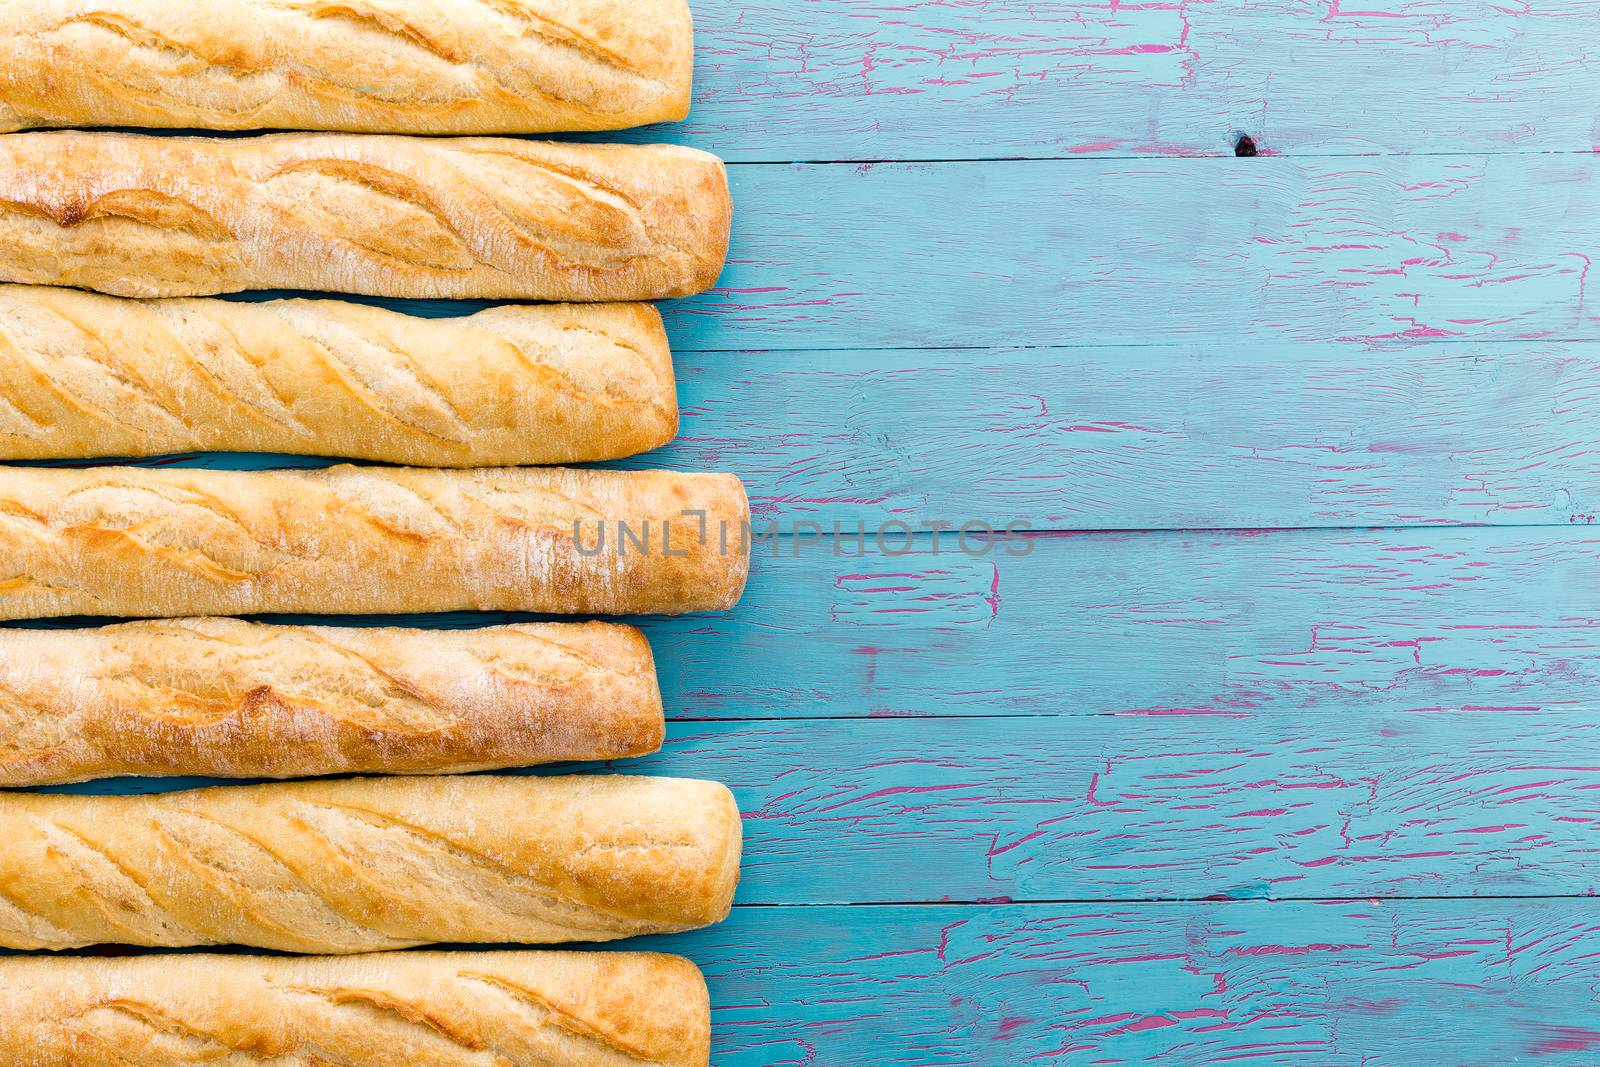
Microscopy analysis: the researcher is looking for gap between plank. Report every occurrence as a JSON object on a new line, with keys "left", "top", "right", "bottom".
{"left": 727, "top": 894, "right": 1600, "bottom": 908}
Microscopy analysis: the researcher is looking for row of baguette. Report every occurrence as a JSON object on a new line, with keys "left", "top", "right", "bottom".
{"left": 0, "top": 3, "right": 738, "bottom": 1060}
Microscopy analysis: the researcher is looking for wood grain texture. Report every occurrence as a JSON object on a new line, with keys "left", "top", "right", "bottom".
{"left": 639, "top": 902, "right": 1600, "bottom": 1065}
{"left": 0, "top": 133, "right": 730, "bottom": 300}
{"left": 0, "top": 286, "right": 677, "bottom": 466}
{"left": 599, "top": 0, "right": 1600, "bottom": 161}
{"left": 599, "top": 714, "right": 1600, "bottom": 902}
{"left": 0, "top": 0, "right": 693, "bottom": 135}
{"left": 653, "top": 340, "right": 1600, "bottom": 527}
{"left": 634, "top": 525, "right": 1600, "bottom": 721}
{"left": 658, "top": 156, "right": 1600, "bottom": 351}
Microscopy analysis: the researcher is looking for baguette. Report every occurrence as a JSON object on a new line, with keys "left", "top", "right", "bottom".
{"left": 0, "top": 132, "right": 731, "bottom": 300}
{"left": 0, "top": 285, "right": 678, "bottom": 465}
{"left": 0, "top": 617, "right": 663, "bottom": 786}
{"left": 0, "top": 950, "right": 710, "bottom": 1066}
{"left": 0, "top": 0, "right": 694, "bottom": 136}
{"left": 0, "top": 464, "right": 749, "bottom": 620}
{"left": 0, "top": 774, "right": 742, "bottom": 952}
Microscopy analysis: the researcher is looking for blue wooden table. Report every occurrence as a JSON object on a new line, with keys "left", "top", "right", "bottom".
{"left": 21, "top": 1, "right": 1600, "bottom": 1062}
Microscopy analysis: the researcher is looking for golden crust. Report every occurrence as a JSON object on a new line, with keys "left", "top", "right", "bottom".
{"left": 0, "top": 617, "right": 664, "bottom": 786}
{"left": 0, "top": 132, "right": 731, "bottom": 299}
{"left": 0, "top": 464, "right": 750, "bottom": 620}
{"left": 0, "top": 285, "right": 678, "bottom": 465}
{"left": 0, "top": 775, "right": 742, "bottom": 952}
{"left": 0, "top": 0, "right": 695, "bottom": 134}
{"left": 0, "top": 950, "right": 711, "bottom": 1066}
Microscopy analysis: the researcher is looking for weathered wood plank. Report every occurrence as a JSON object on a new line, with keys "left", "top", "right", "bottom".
{"left": 659, "top": 713, "right": 1600, "bottom": 902}
{"left": 88, "top": 340, "right": 1600, "bottom": 529}
{"left": 647, "top": 901, "right": 1600, "bottom": 1065}
{"left": 607, "top": 0, "right": 1600, "bottom": 162}
{"left": 46, "top": 711, "right": 1600, "bottom": 902}
{"left": 630, "top": 525, "right": 1600, "bottom": 721}
{"left": 672, "top": 156, "right": 1600, "bottom": 350}
{"left": 658, "top": 340, "right": 1600, "bottom": 526}
{"left": 13, "top": 525, "right": 1600, "bottom": 720}
{"left": 628, "top": 712, "right": 1600, "bottom": 902}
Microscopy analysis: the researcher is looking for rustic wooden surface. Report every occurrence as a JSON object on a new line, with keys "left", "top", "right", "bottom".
{"left": 10, "top": 1, "right": 1600, "bottom": 1064}
{"left": 600, "top": 0, "right": 1600, "bottom": 162}
{"left": 635, "top": 901, "right": 1600, "bottom": 1064}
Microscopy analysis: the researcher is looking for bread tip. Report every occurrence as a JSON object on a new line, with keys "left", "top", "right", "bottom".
{"left": 710, "top": 779, "right": 744, "bottom": 922}
{"left": 715, "top": 475, "right": 754, "bottom": 610}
